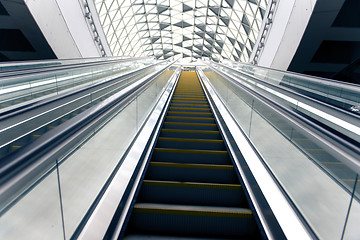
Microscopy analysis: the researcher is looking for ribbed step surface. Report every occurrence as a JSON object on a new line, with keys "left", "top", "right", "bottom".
{"left": 123, "top": 71, "right": 259, "bottom": 239}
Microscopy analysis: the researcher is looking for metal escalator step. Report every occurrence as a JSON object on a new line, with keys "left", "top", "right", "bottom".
{"left": 171, "top": 100, "right": 208, "bottom": 104}
{"left": 124, "top": 233, "right": 239, "bottom": 240}
{"left": 154, "top": 148, "right": 227, "bottom": 155}
{"left": 142, "top": 180, "right": 241, "bottom": 189}
{"left": 167, "top": 111, "right": 212, "bottom": 116}
{"left": 173, "top": 93, "right": 205, "bottom": 97}
{"left": 133, "top": 203, "right": 251, "bottom": 217}
{"left": 139, "top": 180, "right": 244, "bottom": 206}
{"left": 157, "top": 137, "right": 225, "bottom": 151}
{"left": 158, "top": 137, "right": 223, "bottom": 143}
{"left": 152, "top": 148, "right": 230, "bottom": 165}
{"left": 169, "top": 107, "right": 211, "bottom": 112}
{"left": 165, "top": 116, "right": 215, "bottom": 124}
{"left": 128, "top": 203, "right": 256, "bottom": 238}
{"left": 172, "top": 97, "right": 207, "bottom": 101}
{"left": 174, "top": 91, "right": 204, "bottom": 93}
{"left": 148, "top": 162, "right": 233, "bottom": 169}
{"left": 160, "top": 129, "right": 219, "bottom": 134}
{"left": 170, "top": 103, "right": 210, "bottom": 108}
{"left": 160, "top": 129, "right": 221, "bottom": 140}
{"left": 146, "top": 162, "right": 237, "bottom": 183}
{"left": 163, "top": 122, "right": 217, "bottom": 131}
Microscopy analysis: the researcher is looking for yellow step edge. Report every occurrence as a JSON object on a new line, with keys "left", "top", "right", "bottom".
{"left": 174, "top": 91, "right": 204, "bottom": 94}
{"left": 166, "top": 116, "right": 214, "bottom": 120}
{"left": 172, "top": 100, "right": 208, "bottom": 104}
{"left": 172, "top": 97, "right": 207, "bottom": 100}
{"left": 170, "top": 103, "right": 210, "bottom": 107}
{"left": 149, "top": 161, "right": 234, "bottom": 170}
{"left": 143, "top": 180, "right": 241, "bottom": 190}
{"left": 173, "top": 93, "right": 205, "bottom": 96}
{"left": 163, "top": 122, "right": 216, "bottom": 127}
{"left": 158, "top": 137, "right": 223, "bottom": 144}
{"left": 154, "top": 148, "right": 227, "bottom": 155}
{"left": 133, "top": 203, "right": 253, "bottom": 218}
{"left": 10, "top": 145, "right": 22, "bottom": 150}
{"left": 167, "top": 111, "right": 212, "bottom": 116}
{"left": 161, "top": 129, "right": 219, "bottom": 134}
{"left": 169, "top": 107, "right": 211, "bottom": 111}
{"left": 172, "top": 97, "right": 207, "bottom": 101}
{"left": 174, "top": 89, "right": 203, "bottom": 91}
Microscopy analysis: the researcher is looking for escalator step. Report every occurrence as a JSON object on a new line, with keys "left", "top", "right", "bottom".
{"left": 170, "top": 103, "right": 210, "bottom": 108}
{"left": 157, "top": 137, "right": 226, "bottom": 151}
{"left": 138, "top": 180, "right": 245, "bottom": 206}
{"left": 123, "top": 71, "right": 259, "bottom": 239}
{"left": 172, "top": 100, "right": 208, "bottom": 104}
{"left": 127, "top": 203, "right": 256, "bottom": 238}
{"left": 162, "top": 122, "right": 217, "bottom": 131}
{"left": 165, "top": 116, "right": 215, "bottom": 124}
{"left": 124, "top": 234, "right": 240, "bottom": 240}
{"left": 160, "top": 129, "right": 221, "bottom": 140}
{"left": 152, "top": 148, "right": 230, "bottom": 165}
{"left": 169, "top": 107, "right": 211, "bottom": 112}
{"left": 145, "top": 161, "right": 237, "bottom": 183}
{"left": 167, "top": 111, "right": 212, "bottom": 116}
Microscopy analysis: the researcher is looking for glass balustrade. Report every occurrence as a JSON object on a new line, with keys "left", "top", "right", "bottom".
{"left": 202, "top": 68, "right": 360, "bottom": 240}
{"left": 223, "top": 61, "right": 360, "bottom": 114}
{"left": 0, "top": 62, "right": 174, "bottom": 239}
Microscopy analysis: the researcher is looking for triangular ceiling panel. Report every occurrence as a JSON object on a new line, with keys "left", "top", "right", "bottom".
{"left": 95, "top": 0, "right": 269, "bottom": 62}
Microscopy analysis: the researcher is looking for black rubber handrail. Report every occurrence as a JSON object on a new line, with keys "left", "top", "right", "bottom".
{"left": 213, "top": 61, "right": 360, "bottom": 127}
{"left": 0, "top": 61, "right": 160, "bottom": 120}
{"left": 0, "top": 57, "right": 151, "bottom": 80}
{"left": 0, "top": 60, "right": 174, "bottom": 213}
{"left": 205, "top": 62, "right": 360, "bottom": 176}
{"left": 227, "top": 60, "right": 360, "bottom": 89}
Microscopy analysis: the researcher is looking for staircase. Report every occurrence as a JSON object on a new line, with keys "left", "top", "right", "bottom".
{"left": 123, "top": 71, "right": 260, "bottom": 239}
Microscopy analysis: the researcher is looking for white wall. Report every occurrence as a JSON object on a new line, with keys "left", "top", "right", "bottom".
{"left": 257, "top": 0, "right": 317, "bottom": 70}
{"left": 24, "top": 0, "right": 111, "bottom": 58}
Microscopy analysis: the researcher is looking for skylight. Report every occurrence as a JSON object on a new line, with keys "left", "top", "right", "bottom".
{"left": 95, "top": 0, "right": 269, "bottom": 62}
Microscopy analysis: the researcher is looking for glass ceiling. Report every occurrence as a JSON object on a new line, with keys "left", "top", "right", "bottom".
{"left": 95, "top": 0, "right": 269, "bottom": 62}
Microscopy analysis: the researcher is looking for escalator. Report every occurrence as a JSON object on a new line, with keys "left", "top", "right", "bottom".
{"left": 122, "top": 71, "right": 261, "bottom": 239}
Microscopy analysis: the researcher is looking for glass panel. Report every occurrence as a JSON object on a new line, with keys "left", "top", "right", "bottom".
{"left": 0, "top": 170, "right": 63, "bottom": 240}
{"left": 59, "top": 69, "right": 174, "bottom": 237}
{"left": 203, "top": 68, "right": 360, "bottom": 239}
{"left": 216, "top": 62, "right": 360, "bottom": 143}
{"left": 228, "top": 62, "right": 360, "bottom": 114}
{"left": 342, "top": 175, "right": 360, "bottom": 240}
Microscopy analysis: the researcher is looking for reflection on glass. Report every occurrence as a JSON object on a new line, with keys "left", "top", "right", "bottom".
{"left": 203, "top": 69, "right": 360, "bottom": 239}
{"left": 0, "top": 171, "right": 64, "bottom": 240}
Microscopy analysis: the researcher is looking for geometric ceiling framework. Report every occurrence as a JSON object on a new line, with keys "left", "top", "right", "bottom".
{"left": 95, "top": 0, "right": 269, "bottom": 62}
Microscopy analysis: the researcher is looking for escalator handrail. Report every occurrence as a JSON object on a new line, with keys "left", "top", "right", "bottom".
{"left": 77, "top": 66, "right": 181, "bottom": 240}
{"left": 0, "top": 60, "right": 175, "bottom": 213}
{"left": 211, "top": 61, "right": 360, "bottom": 141}
{"left": 204, "top": 62, "right": 360, "bottom": 175}
{"left": 197, "top": 67, "right": 314, "bottom": 240}
{"left": 0, "top": 61, "right": 162, "bottom": 121}
{"left": 0, "top": 57, "right": 151, "bottom": 80}
{"left": 216, "top": 61, "right": 360, "bottom": 117}
{"left": 225, "top": 59, "right": 360, "bottom": 89}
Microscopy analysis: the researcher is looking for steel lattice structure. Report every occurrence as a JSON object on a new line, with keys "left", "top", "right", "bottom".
{"left": 95, "top": 0, "right": 268, "bottom": 62}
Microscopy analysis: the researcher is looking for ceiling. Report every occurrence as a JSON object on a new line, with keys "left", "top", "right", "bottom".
{"left": 0, "top": 0, "right": 56, "bottom": 62}
{"left": 95, "top": 0, "right": 269, "bottom": 62}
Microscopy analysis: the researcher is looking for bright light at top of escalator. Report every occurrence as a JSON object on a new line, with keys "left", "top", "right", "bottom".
{"left": 94, "top": 0, "right": 269, "bottom": 62}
